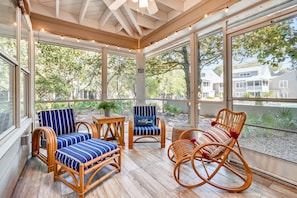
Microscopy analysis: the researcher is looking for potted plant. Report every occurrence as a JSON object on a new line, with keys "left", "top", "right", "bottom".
{"left": 97, "top": 101, "right": 118, "bottom": 117}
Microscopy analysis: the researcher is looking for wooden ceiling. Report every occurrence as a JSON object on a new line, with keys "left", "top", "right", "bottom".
{"left": 28, "top": 0, "right": 239, "bottom": 49}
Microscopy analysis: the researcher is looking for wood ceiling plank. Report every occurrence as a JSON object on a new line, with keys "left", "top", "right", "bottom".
{"left": 102, "top": 0, "right": 134, "bottom": 37}
{"left": 127, "top": 2, "right": 168, "bottom": 21}
{"left": 31, "top": 1, "right": 77, "bottom": 23}
{"left": 137, "top": 15, "right": 156, "bottom": 30}
{"left": 140, "top": 0, "right": 240, "bottom": 48}
{"left": 184, "top": 0, "right": 203, "bottom": 10}
{"left": 123, "top": 4, "right": 143, "bottom": 37}
{"left": 79, "top": 0, "right": 90, "bottom": 24}
{"left": 109, "top": 0, "right": 127, "bottom": 10}
{"left": 157, "top": 0, "right": 184, "bottom": 11}
{"left": 147, "top": 0, "right": 158, "bottom": 15}
{"left": 98, "top": 8, "right": 113, "bottom": 28}
{"left": 55, "top": 0, "right": 59, "bottom": 17}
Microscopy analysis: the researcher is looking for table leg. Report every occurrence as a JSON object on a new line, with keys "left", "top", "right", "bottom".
{"left": 104, "top": 123, "right": 112, "bottom": 140}
{"left": 120, "top": 121, "right": 125, "bottom": 146}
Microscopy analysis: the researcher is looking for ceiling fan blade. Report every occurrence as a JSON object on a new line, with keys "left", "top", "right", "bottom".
{"left": 147, "top": 0, "right": 158, "bottom": 15}
{"left": 109, "top": 0, "right": 127, "bottom": 10}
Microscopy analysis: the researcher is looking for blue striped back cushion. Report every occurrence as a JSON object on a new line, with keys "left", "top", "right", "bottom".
{"left": 55, "top": 139, "right": 119, "bottom": 171}
{"left": 134, "top": 106, "right": 157, "bottom": 126}
{"left": 37, "top": 108, "right": 76, "bottom": 136}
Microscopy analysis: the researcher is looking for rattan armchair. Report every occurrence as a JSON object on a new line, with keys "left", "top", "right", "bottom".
{"left": 128, "top": 105, "right": 166, "bottom": 149}
{"left": 167, "top": 108, "right": 252, "bottom": 192}
{"left": 32, "top": 108, "right": 98, "bottom": 172}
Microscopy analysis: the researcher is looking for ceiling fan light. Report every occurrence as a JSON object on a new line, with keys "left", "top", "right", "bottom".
{"left": 139, "top": 0, "right": 148, "bottom": 8}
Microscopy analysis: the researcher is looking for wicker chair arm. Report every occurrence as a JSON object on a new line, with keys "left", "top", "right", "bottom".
{"left": 128, "top": 120, "right": 134, "bottom": 129}
{"left": 75, "top": 121, "right": 99, "bottom": 138}
{"left": 191, "top": 142, "right": 233, "bottom": 158}
{"left": 32, "top": 126, "right": 57, "bottom": 149}
{"left": 156, "top": 117, "right": 165, "bottom": 127}
{"left": 32, "top": 126, "right": 57, "bottom": 172}
{"left": 178, "top": 128, "right": 205, "bottom": 140}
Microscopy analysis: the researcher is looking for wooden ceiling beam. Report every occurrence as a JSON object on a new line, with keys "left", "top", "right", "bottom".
{"left": 102, "top": 0, "right": 134, "bottom": 37}
{"left": 123, "top": 5, "right": 143, "bottom": 37}
{"left": 30, "top": 13, "right": 138, "bottom": 49}
{"left": 79, "top": 0, "right": 90, "bottom": 24}
{"left": 98, "top": 8, "right": 112, "bottom": 28}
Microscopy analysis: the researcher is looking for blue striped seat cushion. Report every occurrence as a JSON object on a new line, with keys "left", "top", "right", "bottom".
{"left": 55, "top": 138, "right": 119, "bottom": 171}
{"left": 41, "top": 132, "right": 92, "bottom": 149}
{"left": 134, "top": 126, "right": 161, "bottom": 136}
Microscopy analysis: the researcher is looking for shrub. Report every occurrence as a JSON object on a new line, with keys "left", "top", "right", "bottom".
{"left": 164, "top": 103, "right": 181, "bottom": 114}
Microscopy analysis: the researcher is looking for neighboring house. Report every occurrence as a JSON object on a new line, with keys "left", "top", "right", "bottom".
{"left": 201, "top": 65, "right": 297, "bottom": 99}
{"left": 270, "top": 70, "right": 297, "bottom": 98}
{"left": 232, "top": 65, "right": 271, "bottom": 97}
{"left": 200, "top": 69, "right": 222, "bottom": 99}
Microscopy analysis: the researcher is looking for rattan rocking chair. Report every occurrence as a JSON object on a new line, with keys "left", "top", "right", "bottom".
{"left": 167, "top": 108, "right": 252, "bottom": 192}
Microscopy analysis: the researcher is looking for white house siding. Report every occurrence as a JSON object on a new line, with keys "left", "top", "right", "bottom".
{"left": 270, "top": 70, "right": 297, "bottom": 98}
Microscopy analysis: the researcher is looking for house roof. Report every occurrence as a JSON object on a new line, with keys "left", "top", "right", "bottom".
{"left": 201, "top": 69, "right": 222, "bottom": 83}
{"left": 233, "top": 65, "right": 271, "bottom": 81}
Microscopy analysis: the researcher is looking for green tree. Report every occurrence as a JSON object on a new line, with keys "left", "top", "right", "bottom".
{"left": 107, "top": 54, "right": 136, "bottom": 98}
{"left": 35, "top": 43, "right": 102, "bottom": 101}
{"left": 232, "top": 20, "right": 297, "bottom": 69}
{"left": 146, "top": 45, "right": 190, "bottom": 99}
{"left": 146, "top": 19, "right": 297, "bottom": 103}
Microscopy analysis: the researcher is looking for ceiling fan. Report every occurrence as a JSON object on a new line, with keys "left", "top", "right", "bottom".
{"left": 109, "top": 0, "right": 158, "bottom": 15}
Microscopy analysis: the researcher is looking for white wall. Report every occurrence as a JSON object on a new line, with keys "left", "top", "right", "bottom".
{"left": 0, "top": 120, "right": 32, "bottom": 197}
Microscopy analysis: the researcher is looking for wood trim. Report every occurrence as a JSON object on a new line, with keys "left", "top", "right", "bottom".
{"left": 18, "top": 0, "right": 30, "bottom": 15}
{"left": 30, "top": 13, "right": 139, "bottom": 49}
{"left": 29, "top": 0, "right": 239, "bottom": 50}
{"left": 140, "top": 0, "right": 240, "bottom": 48}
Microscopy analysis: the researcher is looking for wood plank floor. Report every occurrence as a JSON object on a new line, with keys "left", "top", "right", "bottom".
{"left": 11, "top": 139, "right": 297, "bottom": 198}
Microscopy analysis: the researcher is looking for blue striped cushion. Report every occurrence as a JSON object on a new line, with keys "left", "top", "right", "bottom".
{"left": 37, "top": 108, "right": 76, "bottom": 136}
{"left": 134, "top": 106, "right": 157, "bottom": 126}
{"left": 134, "top": 126, "right": 161, "bottom": 135}
{"left": 41, "top": 132, "right": 92, "bottom": 149}
{"left": 135, "top": 115, "right": 155, "bottom": 126}
{"left": 55, "top": 139, "right": 119, "bottom": 171}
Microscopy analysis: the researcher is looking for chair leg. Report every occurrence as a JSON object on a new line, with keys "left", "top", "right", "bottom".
{"left": 161, "top": 130, "right": 165, "bottom": 148}
{"left": 167, "top": 143, "right": 176, "bottom": 162}
{"left": 32, "top": 131, "right": 40, "bottom": 157}
{"left": 128, "top": 129, "right": 133, "bottom": 149}
{"left": 160, "top": 122, "right": 166, "bottom": 148}
{"left": 161, "top": 138, "right": 165, "bottom": 148}
{"left": 191, "top": 143, "right": 253, "bottom": 192}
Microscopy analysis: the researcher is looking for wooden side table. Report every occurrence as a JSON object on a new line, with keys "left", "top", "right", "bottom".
{"left": 92, "top": 115, "right": 125, "bottom": 147}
